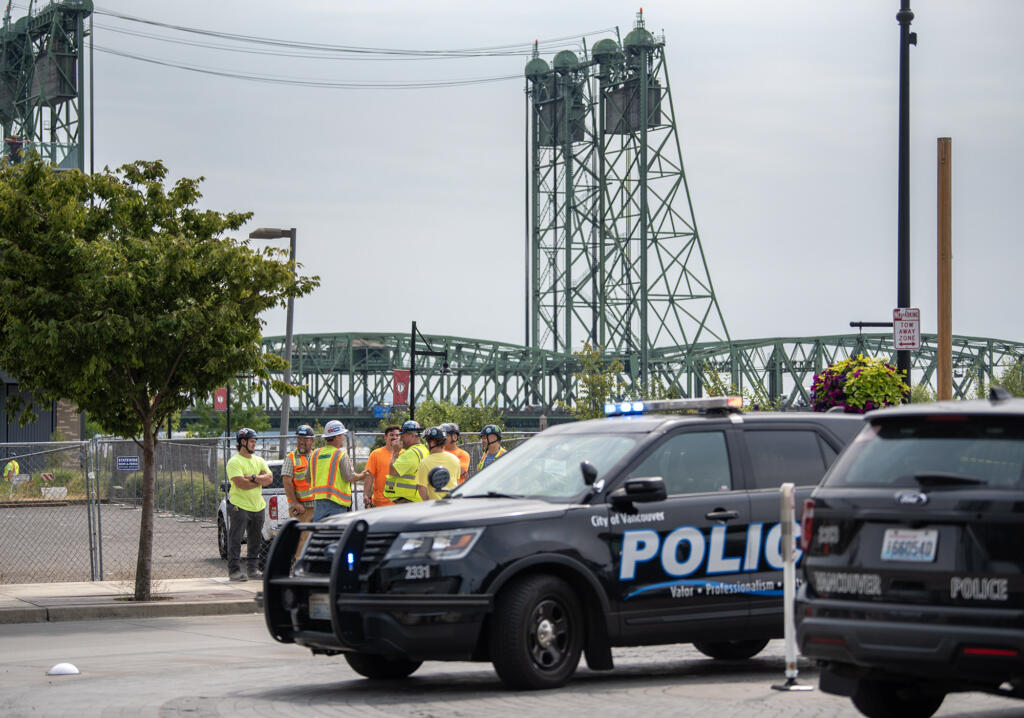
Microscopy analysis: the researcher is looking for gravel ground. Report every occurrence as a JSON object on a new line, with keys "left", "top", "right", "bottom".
{"left": 0, "top": 503, "right": 235, "bottom": 584}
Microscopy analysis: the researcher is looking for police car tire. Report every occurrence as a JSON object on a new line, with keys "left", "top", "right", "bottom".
{"left": 344, "top": 652, "right": 422, "bottom": 680}
{"left": 692, "top": 638, "right": 769, "bottom": 661}
{"left": 850, "top": 680, "right": 945, "bottom": 718}
{"left": 490, "top": 575, "right": 583, "bottom": 690}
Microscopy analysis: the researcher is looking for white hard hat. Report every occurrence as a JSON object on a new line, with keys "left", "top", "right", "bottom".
{"left": 323, "top": 420, "right": 347, "bottom": 438}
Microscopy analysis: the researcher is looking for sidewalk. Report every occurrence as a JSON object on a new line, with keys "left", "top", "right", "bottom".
{"left": 0, "top": 576, "right": 263, "bottom": 624}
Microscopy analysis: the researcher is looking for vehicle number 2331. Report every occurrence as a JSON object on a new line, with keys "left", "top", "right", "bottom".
{"left": 405, "top": 564, "right": 432, "bottom": 580}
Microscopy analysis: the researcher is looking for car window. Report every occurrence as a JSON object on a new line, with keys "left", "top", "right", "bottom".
{"left": 630, "top": 431, "right": 732, "bottom": 495}
{"left": 819, "top": 436, "right": 838, "bottom": 467}
{"left": 824, "top": 417, "right": 1024, "bottom": 488}
{"left": 744, "top": 430, "right": 828, "bottom": 489}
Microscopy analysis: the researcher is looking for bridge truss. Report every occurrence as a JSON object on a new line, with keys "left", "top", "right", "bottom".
{"left": 257, "top": 332, "right": 1024, "bottom": 428}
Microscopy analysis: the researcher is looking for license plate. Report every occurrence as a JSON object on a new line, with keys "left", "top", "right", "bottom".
{"left": 881, "top": 528, "right": 938, "bottom": 562}
{"left": 308, "top": 592, "right": 330, "bottom": 621}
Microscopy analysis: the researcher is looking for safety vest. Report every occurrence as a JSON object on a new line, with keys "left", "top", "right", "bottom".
{"left": 3, "top": 460, "right": 19, "bottom": 479}
{"left": 287, "top": 451, "right": 313, "bottom": 502}
{"left": 383, "top": 444, "right": 428, "bottom": 502}
{"left": 477, "top": 446, "right": 507, "bottom": 472}
{"left": 309, "top": 446, "right": 352, "bottom": 507}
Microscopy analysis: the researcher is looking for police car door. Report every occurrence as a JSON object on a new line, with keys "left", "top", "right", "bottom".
{"left": 740, "top": 424, "right": 841, "bottom": 633}
{"left": 610, "top": 427, "right": 753, "bottom": 644}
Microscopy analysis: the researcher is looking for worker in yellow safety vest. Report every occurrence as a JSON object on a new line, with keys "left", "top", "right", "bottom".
{"left": 310, "top": 420, "right": 369, "bottom": 522}
{"left": 383, "top": 420, "right": 428, "bottom": 503}
{"left": 283, "top": 424, "right": 316, "bottom": 557}
{"left": 477, "top": 425, "right": 507, "bottom": 471}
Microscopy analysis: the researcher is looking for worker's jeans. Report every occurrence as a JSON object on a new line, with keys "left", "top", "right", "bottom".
{"left": 312, "top": 500, "right": 348, "bottom": 522}
{"left": 227, "top": 503, "right": 265, "bottom": 575}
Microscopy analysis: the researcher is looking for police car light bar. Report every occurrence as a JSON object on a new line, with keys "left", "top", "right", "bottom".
{"left": 603, "top": 396, "right": 743, "bottom": 416}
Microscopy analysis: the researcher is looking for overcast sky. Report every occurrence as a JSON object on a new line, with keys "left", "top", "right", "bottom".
{"left": 70, "top": 0, "right": 1024, "bottom": 349}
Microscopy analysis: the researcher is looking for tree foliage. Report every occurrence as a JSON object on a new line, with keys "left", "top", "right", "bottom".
{"left": 810, "top": 355, "right": 908, "bottom": 413}
{"left": 0, "top": 156, "right": 318, "bottom": 599}
{"left": 559, "top": 342, "right": 625, "bottom": 421}
{"left": 378, "top": 398, "right": 504, "bottom": 437}
{"left": 995, "top": 360, "right": 1024, "bottom": 397}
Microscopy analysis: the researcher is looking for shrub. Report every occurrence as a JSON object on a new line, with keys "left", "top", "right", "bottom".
{"left": 810, "top": 355, "right": 908, "bottom": 413}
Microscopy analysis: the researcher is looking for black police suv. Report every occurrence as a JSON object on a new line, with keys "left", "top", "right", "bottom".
{"left": 797, "top": 390, "right": 1024, "bottom": 718}
{"left": 262, "top": 398, "right": 862, "bottom": 689}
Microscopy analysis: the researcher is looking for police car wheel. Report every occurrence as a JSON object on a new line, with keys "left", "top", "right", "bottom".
{"left": 850, "top": 680, "right": 945, "bottom": 718}
{"left": 217, "top": 517, "right": 228, "bottom": 560}
{"left": 344, "top": 652, "right": 422, "bottom": 680}
{"left": 692, "top": 638, "right": 769, "bottom": 661}
{"left": 491, "top": 575, "right": 583, "bottom": 690}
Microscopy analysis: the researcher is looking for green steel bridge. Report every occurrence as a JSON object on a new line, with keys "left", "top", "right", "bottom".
{"left": 256, "top": 332, "right": 1024, "bottom": 430}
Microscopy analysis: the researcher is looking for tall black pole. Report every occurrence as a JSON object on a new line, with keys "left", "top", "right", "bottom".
{"left": 409, "top": 321, "right": 417, "bottom": 422}
{"left": 896, "top": 0, "right": 915, "bottom": 391}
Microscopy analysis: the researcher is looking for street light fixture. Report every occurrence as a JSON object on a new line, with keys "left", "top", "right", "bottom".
{"left": 409, "top": 321, "right": 450, "bottom": 422}
{"left": 249, "top": 227, "right": 296, "bottom": 458}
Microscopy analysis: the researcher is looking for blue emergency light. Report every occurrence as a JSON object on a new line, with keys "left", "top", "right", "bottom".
{"left": 604, "top": 396, "right": 743, "bottom": 417}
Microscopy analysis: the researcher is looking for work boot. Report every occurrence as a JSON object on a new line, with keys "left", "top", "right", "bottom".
{"left": 247, "top": 567, "right": 262, "bottom": 581}
{"left": 229, "top": 570, "right": 247, "bottom": 582}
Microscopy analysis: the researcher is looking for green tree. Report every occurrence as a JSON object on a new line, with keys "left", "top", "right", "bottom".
{"left": 187, "top": 377, "right": 270, "bottom": 437}
{"left": 559, "top": 342, "right": 625, "bottom": 421}
{"left": 377, "top": 398, "right": 504, "bottom": 443}
{"left": 996, "top": 360, "right": 1024, "bottom": 397}
{"left": 0, "top": 157, "right": 318, "bottom": 600}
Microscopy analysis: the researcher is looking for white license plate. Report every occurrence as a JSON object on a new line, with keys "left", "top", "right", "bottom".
{"left": 881, "top": 528, "right": 938, "bottom": 562}
{"left": 308, "top": 592, "right": 330, "bottom": 621}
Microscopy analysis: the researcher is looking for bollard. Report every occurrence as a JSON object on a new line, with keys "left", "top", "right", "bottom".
{"left": 771, "top": 482, "right": 813, "bottom": 691}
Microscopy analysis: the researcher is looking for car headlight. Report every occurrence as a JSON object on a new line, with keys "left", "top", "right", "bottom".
{"left": 385, "top": 528, "right": 484, "bottom": 561}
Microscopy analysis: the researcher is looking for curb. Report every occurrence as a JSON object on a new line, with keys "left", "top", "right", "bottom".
{"left": 0, "top": 599, "right": 261, "bottom": 625}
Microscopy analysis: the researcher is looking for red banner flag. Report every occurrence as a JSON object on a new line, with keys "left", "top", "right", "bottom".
{"left": 393, "top": 370, "right": 410, "bottom": 405}
{"left": 213, "top": 387, "right": 228, "bottom": 412}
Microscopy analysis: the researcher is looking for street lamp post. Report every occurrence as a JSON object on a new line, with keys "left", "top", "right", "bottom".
{"left": 409, "top": 321, "right": 450, "bottom": 422}
{"left": 249, "top": 227, "right": 296, "bottom": 458}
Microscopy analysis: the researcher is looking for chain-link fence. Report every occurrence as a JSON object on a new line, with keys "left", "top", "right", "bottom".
{"left": 0, "top": 431, "right": 532, "bottom": 584}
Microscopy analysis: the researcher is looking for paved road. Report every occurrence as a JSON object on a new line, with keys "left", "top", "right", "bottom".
{"left": 1, "top": 614, "right": 1021, "bottom": 717}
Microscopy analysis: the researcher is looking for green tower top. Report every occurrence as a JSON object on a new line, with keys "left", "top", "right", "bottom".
{"left": 552, "top": 49, "right": 579, "bottom": 71}
{"left": 591, "top": 38, "right": 620, "bottom": 64}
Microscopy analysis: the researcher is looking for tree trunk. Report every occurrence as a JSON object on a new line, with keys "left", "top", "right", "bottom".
{"left": 133, "top": 421, "right": 157, "bottom": 601}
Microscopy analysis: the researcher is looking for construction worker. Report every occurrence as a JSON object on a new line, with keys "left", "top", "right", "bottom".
{"left": 441, "top": 422, "right": 470, "bottom": 484}
{"left": 383, "top": 420, "right": 428, "bottom": 503}
{"left": 225, "top": 427, "right": 273, "bottom": 581}
{"left": 3, "top": 451, "right": 19, "bottom": 482}
{"left": 477, "top": 424, "right": 507, "bottom": 471}
{"left": 282, "top": 424, "right": 316, "bottom": 557}
{"left": 416, "top": 426, "right": 461, "bottom": 500}
{"left": 309, "top": 420, "right": 366, "bottom": 522}
{"left": 363, "top": 424, "right": 400, "bottom": 508}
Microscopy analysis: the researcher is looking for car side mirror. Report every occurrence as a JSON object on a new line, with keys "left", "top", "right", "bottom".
{"left": 428, "top": 466, "right": 450, "bottom": 492}
{"left": 610, "top": 477, "right": 667, "bottom": 509}
{"left": 580, "top": 461, "right": 598, "bottom": 486}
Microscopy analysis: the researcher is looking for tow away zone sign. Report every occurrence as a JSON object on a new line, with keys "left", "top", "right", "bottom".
{"left": 893, "top": 308, "right": 921, "bottom": 350}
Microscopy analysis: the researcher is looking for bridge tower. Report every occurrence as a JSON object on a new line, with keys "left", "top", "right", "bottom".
{"left": 526, "top": 12, "right": 730, "bottom": 385}
{"left": 0, "top": 0, "right": 91, "bottom": 170}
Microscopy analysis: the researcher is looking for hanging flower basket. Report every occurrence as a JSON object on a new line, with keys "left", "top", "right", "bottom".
{"left": 810, "top": 355, "right": 909, "bottom": 413}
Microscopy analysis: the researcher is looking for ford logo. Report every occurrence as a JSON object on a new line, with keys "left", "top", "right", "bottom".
{"left": 896, "top": 491, "right": 929, "bottom": 506}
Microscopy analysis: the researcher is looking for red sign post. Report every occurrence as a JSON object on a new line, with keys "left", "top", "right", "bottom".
{"left": 213, "top": 387, "right": 228, "bottom": 412}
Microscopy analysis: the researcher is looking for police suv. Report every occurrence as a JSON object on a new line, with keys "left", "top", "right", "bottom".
{"left": 262, "top": 398, "right": 862, "bottom": 689}
{"left": 797, "top": 390, "right": 1024, "bottom": 718}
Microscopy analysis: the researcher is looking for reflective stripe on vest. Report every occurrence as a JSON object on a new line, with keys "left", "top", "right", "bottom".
{"left": 309, "top": 446, "right": 352, "bottom": 507}
{"left": 287, "top": 451, "right": 314, "bottom": 502}
{"left": 477, "top": 446, "right": 507, "bottom": 471}
{"left": 383, "top": 444, "right": 428, "bottom": 502}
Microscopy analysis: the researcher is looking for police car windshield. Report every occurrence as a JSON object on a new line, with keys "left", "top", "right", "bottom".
{"left": 455, "top": 434, "right": 638, "bottom": 501}
{"left": 824, "top": 417, "right": 1024, "bottom": 489}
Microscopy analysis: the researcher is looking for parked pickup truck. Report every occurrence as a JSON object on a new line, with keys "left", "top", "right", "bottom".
{"left": 217, "top": 459, "right": 289, "bottom": 569}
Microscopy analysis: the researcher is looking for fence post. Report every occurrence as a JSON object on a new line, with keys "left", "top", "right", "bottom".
{"left": 771, "top": 482, "right": 812, "bottom": 691}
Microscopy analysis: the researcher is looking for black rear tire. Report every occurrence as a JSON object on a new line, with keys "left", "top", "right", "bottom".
{"left": 851, "top": 679, "right": 945, "bottom": 718}
{"left": 490, "top": 574, "right": 583, "bottom": 690}
{"left": 692, "top": 638, "right": 769, "bottom": 660}
{"left": 344, "top": 652, "right": 422, "bottom": 680}
{"left": 217, "top": 516, "right": 228, "bottom": 559}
